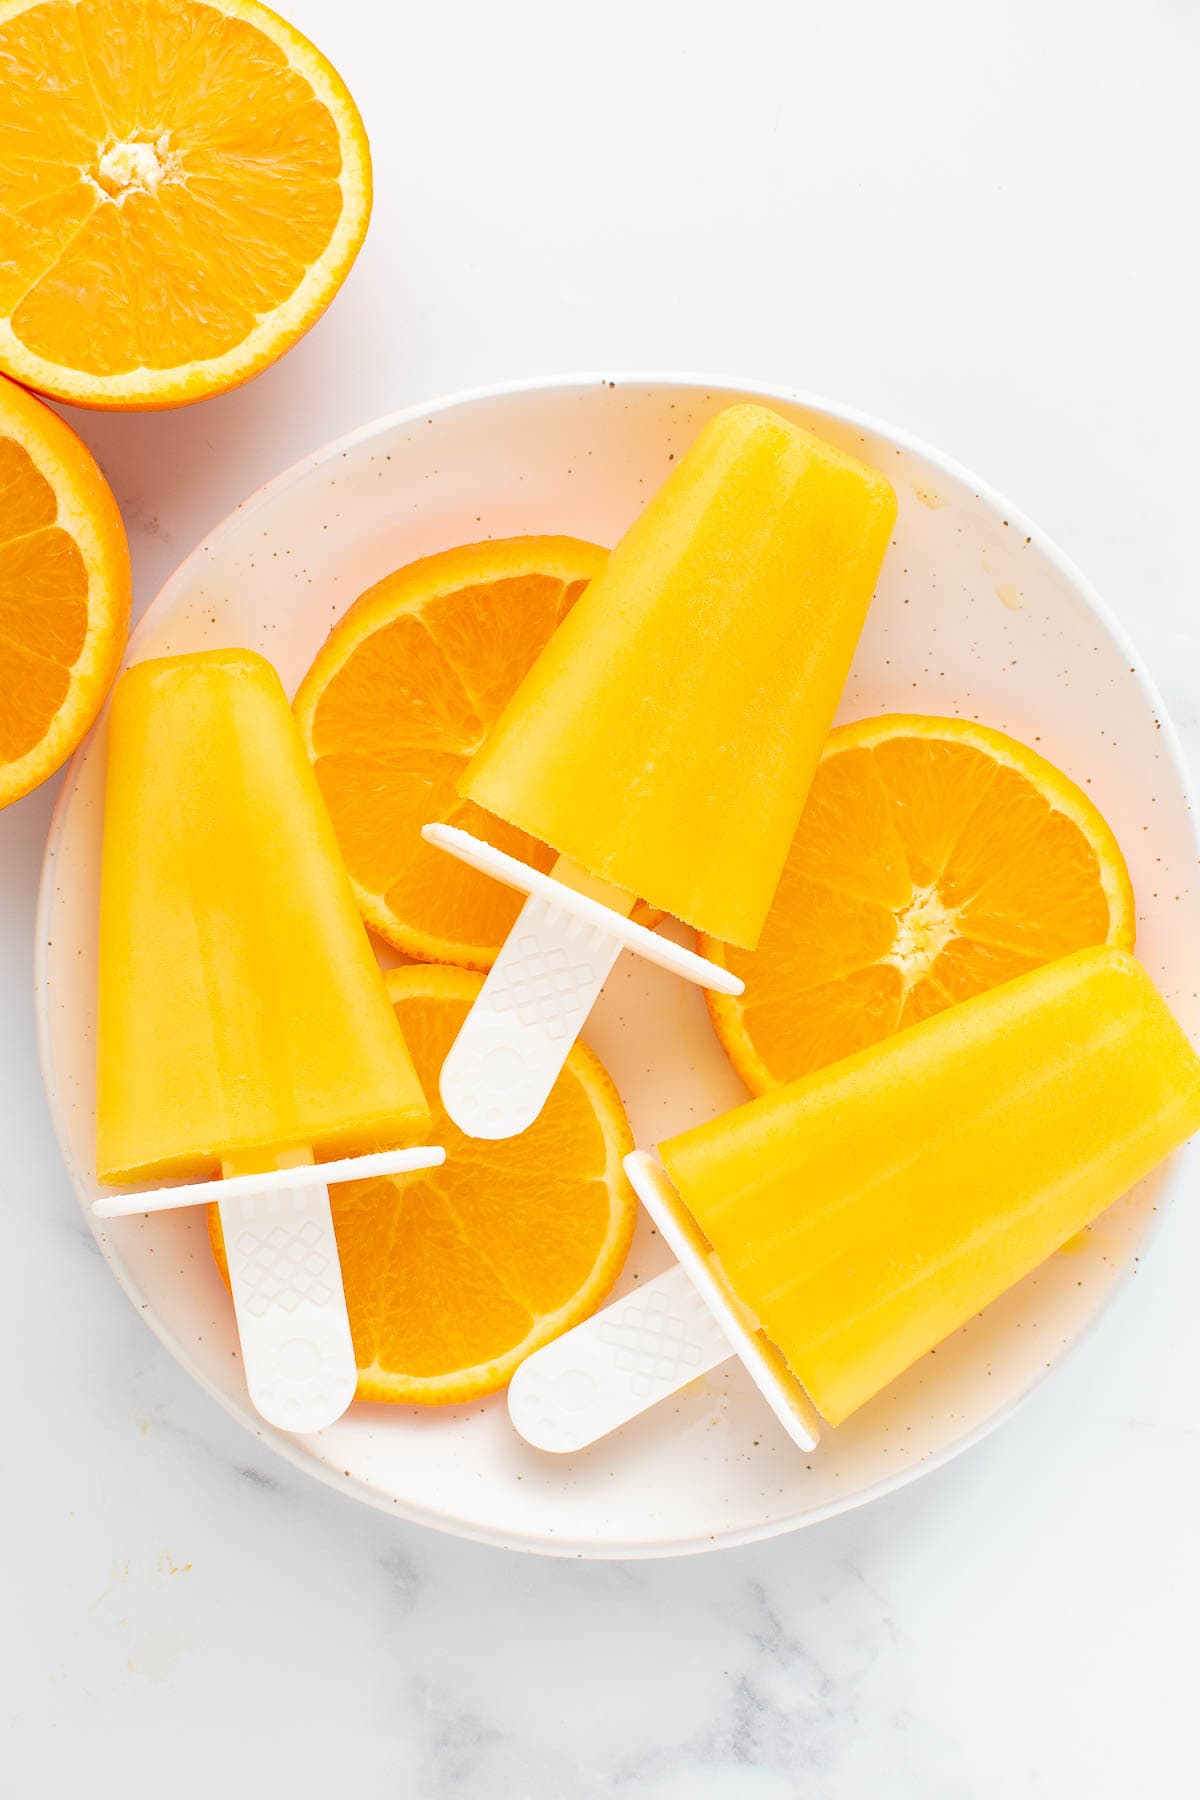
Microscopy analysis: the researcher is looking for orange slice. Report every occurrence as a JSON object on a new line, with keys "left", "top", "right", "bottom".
{"left": 703, "top": 714, "right": 1135, "bottom": 1093}
{"left": 0, "top": 0, "right": 371, "bottom": 409}
{"left": 294, "top": 536, "right": 614, "bottom": 968}
{"left": 0, "top": 373, "right": 130, "bottom": 807}
{"left": 209, "top": 965, "right": 636, "bottom": 1404}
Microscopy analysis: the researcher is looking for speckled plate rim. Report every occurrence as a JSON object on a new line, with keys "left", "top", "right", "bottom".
{"left": 35, "top": 370, "right": 1200, "bottom": 1558}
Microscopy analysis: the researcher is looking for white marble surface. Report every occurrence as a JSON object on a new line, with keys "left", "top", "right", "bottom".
{"left": 3, "top": 0, "right": 1199, "bottom": 1792}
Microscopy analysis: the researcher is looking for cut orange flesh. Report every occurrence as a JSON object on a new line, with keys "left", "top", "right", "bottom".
{"left": 0, "top": 372, "right": 130, "bottom": 806}
{"left": 703, "top": 714, "right": 1136, "bottom": 1093}
{"left": 0, "top": 0, "right": 371, "bottom": 408}
{"left": 210, "top": 965, "right": 637, "bottom": 1405}
{"left": 294, "top": 536, "right": 622, "bottom": 968}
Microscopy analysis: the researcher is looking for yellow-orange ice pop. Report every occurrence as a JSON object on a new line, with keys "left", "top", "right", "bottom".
{"left": 94, "top": 650, "right": 444, "bottom": 1432}
{"left": 426, "top": 404, "right": 897, "bottom": 1139}
{"left": 509, "top": 949, "right": 1200, "bottom": 1451}
{"left": 97, "top": 650, "right": 429, "bottom": 1182}
{"left": 463, "top": 402, "right": 897, "bottom": 947}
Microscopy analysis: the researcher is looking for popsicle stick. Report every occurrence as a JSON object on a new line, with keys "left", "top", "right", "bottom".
{"left": 92, "top": 1144, "right": 446, "bottom": 1218}
{"left": 507, "top": 1264, "right": 734, "bottom": 1452}
{"left": 94, "top": 1143, "right": 446, "bottom": 1435}
{"left": 507, "top": 1153, "right": 821, "bottom": 1455}
{"left": 218, "top": 1150, "right": 358, "bottom": 1434}
{"left": 423, "top": 823, "right": 742, "bottom": 1139}
{"left": 421, "top": 826, "right": 743, "bottom": 991}
{"left": 438, "top": 887, "right": 627, "bottom": 1139}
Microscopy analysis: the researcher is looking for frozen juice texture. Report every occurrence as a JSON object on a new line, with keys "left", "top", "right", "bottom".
{"left": 96, "top": 649, "right": 430, "bottom": 1184}
{"left": 660, "top": 949, "right": 1200, "bottom": 1425}
{"left": 458, "top": 404, "right": 897, "bottom": 947}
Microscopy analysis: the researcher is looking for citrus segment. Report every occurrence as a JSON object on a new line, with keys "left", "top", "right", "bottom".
{"left": 939, "top": 763, "right": 1115, "bottom": 956}
{"left": 0, "top": 373, "right": 130, "bottom": 805}
{"left": 210, "top": 965, "right": 637, "bottom": 1404}
{"left": 703, "top": 715, "right": 1135, "bottom": 1093}
{"left": 779, "top": 744, "right": 912, "bottom": 910}
{"left": 293, "top": 537, "right": 615, "bottom": 967}
{"left": 0, "top": 0, "right": 371, "bottom": 408}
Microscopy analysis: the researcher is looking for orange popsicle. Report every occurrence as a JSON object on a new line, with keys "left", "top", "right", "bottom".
{"left": 97, "top": 649, "right": 429, "bottom": 1184}
{"left": 510, "top": 948, "right": 1200, "bottom": 1454}
{"left": 461, "top": 402, "right": 897, "bottom": 948}
{"left": 662, "top": 948, "right": 1200, "bottom": 1425}
{"left": 94, "top": 648, "right": 443, "bottom": 1434}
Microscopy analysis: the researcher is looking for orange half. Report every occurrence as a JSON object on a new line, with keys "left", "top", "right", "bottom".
{"left": 703, "top": 714, "right": 1136, "bottom": 1092}
{"left": 0, "top": 0, "right": 371, "bottom": 408}
{"left": 0, "top": 373, "right": 130, "bottom": 806}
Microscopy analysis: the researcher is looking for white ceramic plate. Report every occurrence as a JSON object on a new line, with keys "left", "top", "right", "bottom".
{"left": 36, "top": 375, "right": 1200, "bottom": 1558}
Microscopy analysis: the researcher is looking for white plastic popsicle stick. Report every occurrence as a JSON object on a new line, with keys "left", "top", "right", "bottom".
{"left": 92, "top": 1145, "right": 446, "bottom": 1218}
{"left": 423, "top": 824, "right": 743, "bottom": 1139}
{"left": 438, "top": 888, "right": 625, "bottom": 1140}
{"left": 422, "top": 825, "right": 744, "bottom": 988}
{"left": 93, "top": 1144, "right": 445, "bottom": 1434}
{"left": 507, "top": 1263, "right": 735, "bottom": 1452}
{"left": 508, "top": 1151, "right": 822, "bottom": 1455}
{"left": 219, "top": 1172, "right": 358, "bottom": 1434}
